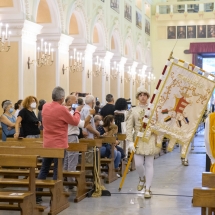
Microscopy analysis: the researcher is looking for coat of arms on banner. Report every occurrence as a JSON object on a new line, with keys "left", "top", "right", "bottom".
{"left": 143, "top": 62, "right": 215, "bottom": 158}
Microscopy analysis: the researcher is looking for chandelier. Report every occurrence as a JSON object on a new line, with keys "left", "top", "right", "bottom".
{"left": 0, "top": 23, "right": 11, "bottom": 52}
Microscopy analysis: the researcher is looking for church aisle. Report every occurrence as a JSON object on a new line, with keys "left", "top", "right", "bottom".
{"left": 0, "top": 134, "right": 205, "bottom": 215}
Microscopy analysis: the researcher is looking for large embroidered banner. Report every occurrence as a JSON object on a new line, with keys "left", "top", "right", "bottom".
{"left": 144, "top": 62, "right": 215, "bottom": 158}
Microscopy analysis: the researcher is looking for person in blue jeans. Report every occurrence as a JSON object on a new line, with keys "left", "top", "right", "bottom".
{"left": 94, "top": 115, "right": 121, "bottom": 170}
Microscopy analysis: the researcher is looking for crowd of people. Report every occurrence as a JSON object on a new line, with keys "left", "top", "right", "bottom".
{"left": 0, "top": 85, "right": 168, "bottom": 202}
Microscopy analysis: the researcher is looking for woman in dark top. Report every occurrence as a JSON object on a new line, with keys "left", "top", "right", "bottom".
{"left": 114, "top": 98, "right": 128, "bottom": 133}
{"left": 14, "top": 96, "right": 40, "bottom": 138}
{"left": 38, "top": 99, "right": 46, "bottom": 130}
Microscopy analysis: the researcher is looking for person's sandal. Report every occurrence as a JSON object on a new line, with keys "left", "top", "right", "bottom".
{"left": 183, "top": 160, "right": 189, "bottom": 166}
{"left": 137, "top": 176, "right": 146, "bottom": 191}
{"left": 144, "top": 189, "right": 152, "bottom": 199}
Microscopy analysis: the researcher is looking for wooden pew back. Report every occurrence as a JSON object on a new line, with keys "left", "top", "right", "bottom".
{"left": 79, "top": 139, "right": 103, "bottom": 147}
{"left": 202, "top": 172, "right": 215, "bottom": 188}
{"left": 0, "top": 146, "right": 64, "bottom": 180}
{"left": 6, "top": 138, "right": 43, "bottom": 142}
{"left": 0, "top": 154, "right": 38, "bottom": 168}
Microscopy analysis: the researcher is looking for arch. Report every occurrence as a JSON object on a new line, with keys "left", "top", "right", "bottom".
{"left": 0, "top": 0, "right": 26, "bottom": 18}
{"left": 91, "top": 22, "right": 106, "bottom": 49}
{"left": 124, "top": 37, "right": 133, "bottom": 60}
{"left": 36, "top": 0, "right": 51, "bottom": 23}
{"left": 136, "top": 44, "right": 143, "bottom": 62}
{"left": 109, "top": 19, "right": 122, "bottom": 54}
{"left": 110, "top": 29, "right": 121, "bottom": 54}
{"left": 34, "top": 0, "right": 61, "bottom": 31}
{"left": 0, "top": 0, "right": 13, "bottom": 7}
{"left": 69, "top": 13, "right": 79, "bottom": 35}
{"left": 90, "top": 8, "right": 107, "bottom": 49}
{"left": 66, "top": 2, "right": 88, "bottom": 41}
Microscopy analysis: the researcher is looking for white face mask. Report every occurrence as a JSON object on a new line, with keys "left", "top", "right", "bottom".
{"left": 99, "top": 120, "right": 103, "bottom": 126}
{"left": 30, "top": 102, "right": 37, "bottom": 109}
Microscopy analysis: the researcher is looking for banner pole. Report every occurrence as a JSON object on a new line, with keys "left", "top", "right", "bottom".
{"left": 118, "top": 51, "right": 173, "bottom": 192}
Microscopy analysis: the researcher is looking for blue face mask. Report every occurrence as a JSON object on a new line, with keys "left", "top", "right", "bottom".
{"left": 9, "top": 108, "right": 14, "bottom": 114}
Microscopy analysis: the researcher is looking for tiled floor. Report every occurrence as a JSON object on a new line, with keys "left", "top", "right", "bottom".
{"left": 0, "top": 133, "right": 206, "bottom": 215}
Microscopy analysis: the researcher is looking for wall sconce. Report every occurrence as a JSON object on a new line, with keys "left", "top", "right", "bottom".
{"left": 124, "top": 66, "right": 132, "bottom": 82}
{"left": 105, "top": 73, "right": 109, "bottom": 81}
{"left": 69, "top": 48, "right": 84, "bottom": 73}
{"left": 93, "top": 56, "right": 104, "bottom": 77}
{"left": 62, "top": 64, "right": 67, "bottom": 74}
{"left": 0, "top": 23, "right": 11, "bottom": 52}
{"left": 28, "top": 38, "right": 54, "bottom": 69}
{"left": 87, "top": 70, "right": 91, "bottom": 78}
{"left": 110, "top": 61, "right": 120, "bottom": 79}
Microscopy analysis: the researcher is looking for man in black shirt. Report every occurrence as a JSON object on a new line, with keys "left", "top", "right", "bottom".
{"left": 100, "top": 94, "right": 115, "bottom": 118}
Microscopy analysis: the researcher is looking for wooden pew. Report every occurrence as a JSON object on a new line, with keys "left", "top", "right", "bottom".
{"left": 117, "top": 134, "right": 130, "bottom": 175}
{"left": 193, "top": 172, "right": 215, "bottom": 214}
{"left": 99, "top": 136, "right": 118, "bottom": 183}
{"left": 79, "top": 139, "right": 103, "bottom": 180}
{"left": 1, "top": 141, "right": 91, "bottom": 203}
{"left": 63, "top": 143, "right": 89, "bottom": 202}
{"left": 0, "top": 147, "right": 69, "bottom": 215}
{"left": 6, "top": 138, "right": 43, "bottom": 143}
{"left": 117, "top": 134, "right": 136, "bottom": 171}
{"left": 0, "top": 154, "right": 42, "bottom": 215}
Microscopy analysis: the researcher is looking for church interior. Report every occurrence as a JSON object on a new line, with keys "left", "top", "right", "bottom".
{"left": 0, "top": 0, "right": 215, "bottom": 214}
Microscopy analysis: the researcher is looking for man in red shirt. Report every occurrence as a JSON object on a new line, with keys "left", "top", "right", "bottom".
{"left": 36, "top": 86, "right": 80, "bottom": 204}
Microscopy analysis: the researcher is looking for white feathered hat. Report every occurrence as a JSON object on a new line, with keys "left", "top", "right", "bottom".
{"left": 136, "top": 86, "right": 150, "bottom": 99}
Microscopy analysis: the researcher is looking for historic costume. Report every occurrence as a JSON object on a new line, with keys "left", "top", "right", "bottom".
{"left": 126, "top": 87, "right": 160, "bottom": 198}
{"left": 204, "top": 113, "right": 215, "bottom": 172}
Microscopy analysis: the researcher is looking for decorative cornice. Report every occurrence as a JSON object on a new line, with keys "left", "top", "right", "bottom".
{"left": 95, "top": 7, "right": 108, "bottom": 46}
{"left": 24, "top": 0, "right": 31, "bottom": 21}
{"left": 74, "top": 0, "right": 89, "bottom": 41}
{"left": 56, "top": 0, "right": 65, "bottom": 32}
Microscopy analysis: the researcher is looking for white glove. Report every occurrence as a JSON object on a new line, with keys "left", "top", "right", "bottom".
{"left": 128, "top": 141, "right": 136, "bottom": 153}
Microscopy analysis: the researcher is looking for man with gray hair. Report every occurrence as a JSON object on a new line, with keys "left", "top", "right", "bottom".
{"left": 36, "top": 86, "right": 81, "bottom": 204}
{"left": 80, "top": 95, "right": 100, "bottom": 139}
{"left": 80, "top": 95, "right": 100, "bottom": 164}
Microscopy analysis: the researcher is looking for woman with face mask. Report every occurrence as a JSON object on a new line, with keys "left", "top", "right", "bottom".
{"left": 0, "top": 100, "right": 16, "bottom": 141}
{"left": 14, "top": 96, "right": 40, "bottom": 138}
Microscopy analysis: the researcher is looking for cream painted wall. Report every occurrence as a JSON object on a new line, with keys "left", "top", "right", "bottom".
{"left": 23, "top": 42, "right": 37, "bottom": 98}
{"left": 110, "top": 78, "right": 118, "bottom": 100}
{"left": 59, "top": 52, "right": 69, "bottom": 96}
{"left": 0, "top": 42, "right": 18, "bottom": 105}
{"left": 37, "top": 57, "right": 56, "bottom": 102}
{"left": 124, "top": 73, "right": 130, "bottom": 100}
{"left": 69, "top": 70, "right": 82, "bottom": 93}
{"left": 151, "top": 16, "right": 215, "bottom": 92}
{"left": 92, "top": 74, "right": 102, "bottom": 101}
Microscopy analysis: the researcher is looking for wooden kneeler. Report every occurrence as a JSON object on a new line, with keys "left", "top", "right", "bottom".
{"left": 0, "top": 154, "right": 42, "bottom": 215}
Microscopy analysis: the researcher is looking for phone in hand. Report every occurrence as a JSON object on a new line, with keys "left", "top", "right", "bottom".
{"left": 127, "top": 104, "right": 131, "bottom": 110}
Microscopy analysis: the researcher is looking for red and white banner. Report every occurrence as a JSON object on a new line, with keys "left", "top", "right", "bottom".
{"left": 143, "top": 61, "right": 215, "bottom": 158}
